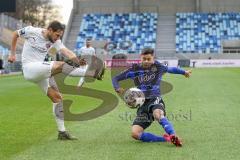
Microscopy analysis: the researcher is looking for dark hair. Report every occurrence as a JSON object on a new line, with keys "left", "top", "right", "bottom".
{"left": 47, "top": 21, "right": 65, "bottom": 32}
{"left": 141, "top": 47, "right": 154, "bottom": 55}
{"left": 86, "top": 38, "right": 92, "bottom": 42}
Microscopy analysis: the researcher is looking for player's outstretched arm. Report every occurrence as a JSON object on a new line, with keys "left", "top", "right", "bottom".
{"left": 112, "top": 68, "right": 133, "bottom": 94}
{"left": 112, "top": 73, "right": 127, "bottom": 94}
{"left": 184, "top": 70, "right": 192, "bottom": 78}
{"left": 167, "top": 67, "right": 192, "bottom": 78}
{"left": 8, "top": 31, "right": 19, "bottom": 63}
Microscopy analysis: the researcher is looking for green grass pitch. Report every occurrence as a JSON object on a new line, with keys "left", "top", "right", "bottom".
{"left": 0, "top": 68, "right": 240, "bottom": 160}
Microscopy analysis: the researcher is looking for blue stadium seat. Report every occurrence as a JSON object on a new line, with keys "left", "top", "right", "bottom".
{"left": 0, "top": 45, "right": 9, "bottom": 56}
{"left": 176, "top": 13, "right": 240, "bottom": 53}
{"left": 76, "top": 13, "right": 158, "bottom": 54}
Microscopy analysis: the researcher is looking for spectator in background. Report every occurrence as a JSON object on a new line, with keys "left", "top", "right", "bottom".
{"left": 77, "top": 39, "right": 96, "bottom": 87}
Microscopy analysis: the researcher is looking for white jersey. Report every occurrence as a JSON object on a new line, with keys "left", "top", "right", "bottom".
{"left": 18, "top": 26, "right": 65, "bottom": 65}
{"left": 80, "top": 46, "right": 95, "bottom": 56}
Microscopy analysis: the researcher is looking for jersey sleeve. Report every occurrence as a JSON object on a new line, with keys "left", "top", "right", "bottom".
{"left": 92, "top": 48, "right": 96, "bottom": 54}
{"left": 167, "top": 67, "right": 185, "bottom": 75}
{"left": 112, "top": 65, "right": 137, "bottom": 90}
{"left": 17, "top": 26, "right": 37, "bottom": 38}
{"left": 52, "top": 40, "right": 65, "bottom": 52}
{"left": 158, "top": 63, "right": 168, "bottom": 73}
{"left": 158, "top": 63, "right": 185, "bottom": 75}
{"left": 79, "top": 47, "right": 84, "bottom": 54}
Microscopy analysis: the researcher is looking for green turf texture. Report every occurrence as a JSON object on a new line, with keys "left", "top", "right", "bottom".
{"left": 0, "top": 68, "right": 240, "bottom": 160}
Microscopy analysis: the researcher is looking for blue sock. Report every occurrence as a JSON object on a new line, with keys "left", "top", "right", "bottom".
{"left": 139, "top": 132, "right": 166, "bottom": 142}
{"left": 159, "top": 117, "right": 175, "bottom": 135}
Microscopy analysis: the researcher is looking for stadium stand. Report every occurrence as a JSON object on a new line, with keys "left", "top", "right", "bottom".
{"left": 75, "top": 13, "right": 158, "bottom": 54}
{"left": 0, "top": 44, "right": 9, "bottom": 56}
{"left": 0, "top": 44, "right": 9, "bottom": 72}
{"left": 176, "top": 12, "right": 240, "bottom": 54}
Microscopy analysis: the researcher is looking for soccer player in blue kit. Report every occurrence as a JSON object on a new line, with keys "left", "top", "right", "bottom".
{"left": 112, "top": 48, "right": 192, "bottom": 147}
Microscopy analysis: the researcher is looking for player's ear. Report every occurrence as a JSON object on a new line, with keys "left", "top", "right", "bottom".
{"left": 48, "top": 28, "right": 53, "bottom": 33}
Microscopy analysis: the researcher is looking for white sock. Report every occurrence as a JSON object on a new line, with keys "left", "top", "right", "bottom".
{"left": 77, "top": 65, "right": 88, "bottom": 87}
{"left": 53, "top": 102, "right": 66, "bottom": 132}
{"left": 62, "top": 63, "right": 87, "bottom": 77}
{"left": 77, "top": 77, "right": 85, "bottom": 87}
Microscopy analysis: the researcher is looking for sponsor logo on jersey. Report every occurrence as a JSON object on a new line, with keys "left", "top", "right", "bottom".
{"left": 137, "top": 73, "right": 156, "bottom": 83}
{"left": 42, "top": 62, "right": 51, "bottom": 65}
{"left": 46, "top": 43, "right": 51, "bottom": 49}
{"left": 30, "top": 45, "right": 48, "bottom": 52}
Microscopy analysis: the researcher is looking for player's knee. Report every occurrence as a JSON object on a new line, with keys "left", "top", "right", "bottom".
{"left": 47, "top": 91, "right": 62, "bottom": 103}
{"left": 131, "top": 131, "right": 142, "bottom": 140}
{"left": 53, "top": 95, "right": 62, "bottom": 103}
{"left": 153, "top": 109, "right": 165, "bottom": 121}
{"left": 53, "top": 93, "right": 62, "bottom": 103}
{"left": 52, "top": 62, "right": 65, "bottom": 74}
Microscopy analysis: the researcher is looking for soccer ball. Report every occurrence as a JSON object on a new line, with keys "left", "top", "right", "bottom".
{"left": 123, "top": 87, "right": 145, "bottom": 109}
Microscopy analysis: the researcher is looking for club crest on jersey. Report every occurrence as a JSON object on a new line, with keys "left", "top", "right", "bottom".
{"left": 46, "top": 43, "right": 51, "bottom": 49}
{"left": 151, "top": 66, "right": 157, "bottom": 72}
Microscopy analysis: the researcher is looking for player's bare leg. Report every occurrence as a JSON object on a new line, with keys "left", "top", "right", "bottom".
{"left": 47, "top": 59, "right": 105, "bottom": 140}
{"left": 153, "top": 109, "right": 182, "bottom": 147}
{"left": 131, "top": 125, "right": 144, "bottom": 140}
{"left": 47, "top": 86, "right": 78, "bottom": 140}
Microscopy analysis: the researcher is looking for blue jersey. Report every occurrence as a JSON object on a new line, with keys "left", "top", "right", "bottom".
{"left": 112, "top": 61, "right": 185, "bottom": 98}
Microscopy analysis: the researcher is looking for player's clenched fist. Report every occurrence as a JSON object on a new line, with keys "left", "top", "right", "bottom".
{"left": 184, "top": 70, "right": 192, "bottom": 78}
{"left": 8, "top": 54, "right": 16, "bottom": 63}
{"left": 116, "top": 88, "right": 125, "bottom": 95}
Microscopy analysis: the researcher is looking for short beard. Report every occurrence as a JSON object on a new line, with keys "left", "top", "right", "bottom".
{"left": 47, "top": 34, "right": 54, "bottom": 43}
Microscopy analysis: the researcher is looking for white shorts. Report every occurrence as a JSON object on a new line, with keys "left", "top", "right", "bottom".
{"left": 22, "top": 61, "right": 54, "bottom": 94}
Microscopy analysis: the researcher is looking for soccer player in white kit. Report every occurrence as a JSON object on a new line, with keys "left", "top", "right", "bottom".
{"left": 8, "top": 21, "right": 105, "bottom": 140}
{"left": 77, "top": 39, "right": 96, "bottom": 87}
